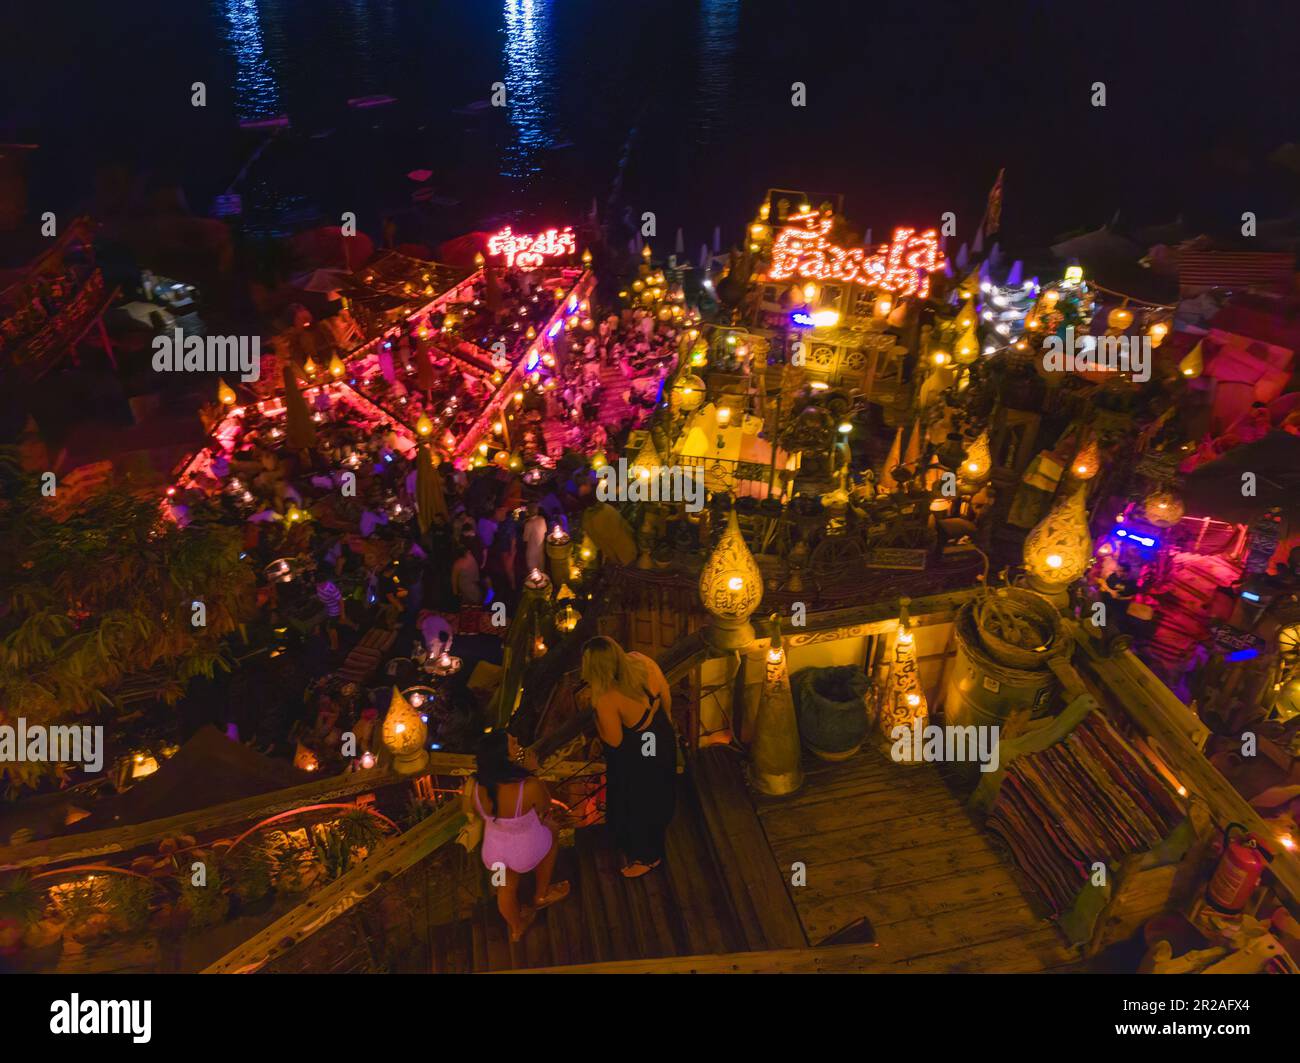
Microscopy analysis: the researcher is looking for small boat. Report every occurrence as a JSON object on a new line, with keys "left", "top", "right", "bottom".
{"left": 348, "top": 94, "right": 398, "bottom": 109}
{"left": 239, "top": 115, "right": 290, "bottom": 130}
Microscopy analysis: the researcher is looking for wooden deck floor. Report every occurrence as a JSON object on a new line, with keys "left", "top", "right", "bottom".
{"left": 430, "top": 774, "right": 761, "bottom": 972}
{"left": 435, "top": 745, "right": 1081, "bottom": 973}
{"left": 749, "top": 744, "right": 1082, "bottom": 973}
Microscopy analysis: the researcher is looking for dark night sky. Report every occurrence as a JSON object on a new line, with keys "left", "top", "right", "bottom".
{"left": 1, "top": 0, "right": 1298, "bottom": 252}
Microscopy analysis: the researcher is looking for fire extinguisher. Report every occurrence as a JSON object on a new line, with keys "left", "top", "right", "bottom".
{"left": 1206, "top": 823, "right": 1271, "bottom": 915}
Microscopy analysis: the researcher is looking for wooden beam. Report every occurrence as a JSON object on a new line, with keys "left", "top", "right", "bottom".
{"left": 203, "top": 803, "right": 467, "bottom": 974}
{"left": 0, "top": 753, "right": 595, "bottom": 874}
{"left": 0, "top": 768, "right": 403, "bottom": 873}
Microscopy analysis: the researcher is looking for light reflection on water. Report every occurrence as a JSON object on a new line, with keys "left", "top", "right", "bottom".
{"left": 695, "top": 0, "right": 738, "bottom": 146}
{"left": 221, "top": 0, "right": 282, "bottom": 122}
{"left": 501, "top": 0, "right": 565, "bottom": 179}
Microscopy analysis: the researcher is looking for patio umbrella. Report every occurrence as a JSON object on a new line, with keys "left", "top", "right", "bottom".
{"left": 291, "top": 268, "right": 356, "bottom": 294}
{"left": 282, "top": 364, "right": 317, "bottom": 451}
{"left": 289, "top": 226, "right": 374, "bottom": 271}
{"left": 1181, "top": 431, "right": 1300, "bottom": 522}
{"left": 416, "top": 443, "right": 449, "bottom": 533}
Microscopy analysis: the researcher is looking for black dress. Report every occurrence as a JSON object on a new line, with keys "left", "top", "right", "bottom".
{"left": 604, "top": 689, "right": 677, "bottom": 865}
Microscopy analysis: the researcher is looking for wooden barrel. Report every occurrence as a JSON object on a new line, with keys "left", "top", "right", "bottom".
{"left": 794, "top": 666, "right": 871, "bottom": 761}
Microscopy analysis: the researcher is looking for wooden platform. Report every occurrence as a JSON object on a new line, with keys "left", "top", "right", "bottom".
{"left": 749, "top": 744, "right": 1082, "bottom": 973}
{"left": 430, "top": 774, "right": 755, "bottom": 971}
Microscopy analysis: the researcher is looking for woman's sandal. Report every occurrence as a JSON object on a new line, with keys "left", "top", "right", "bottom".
{"left": 620, "top": 860, "right": 662, "bottom": 879}
{"left": 509, "top": 907, "right": 537, "bottom": 943}
{"left": 534, "top": 881, "right": 571, "bottom": 910}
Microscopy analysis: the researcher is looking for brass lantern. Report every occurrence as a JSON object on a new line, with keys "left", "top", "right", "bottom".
{"left": 699, "top": 508, "right": 763, "bottom": 651}
{"left": 1143, "top": 487, "right": 1184, "bottom": 528}
{"left": 958, "top": 430, "right": 992, "bottom": 489}
{"left": 1022, "top": 482, "right": 1093, "bottom": 603}
{"left": 1071, "top": 435, "right": 1100, "bottom": 480}
{"left": 382, "top": 687, "right": 429, "bottom": 775}
{"left": 673, "top": 372, "right": 706, "bottom": 413}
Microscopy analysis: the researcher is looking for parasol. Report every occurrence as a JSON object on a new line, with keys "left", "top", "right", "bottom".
{"left": 416, "top": 443, "right": 450, "bottom": 534}
{"left": 282, "top": 364, "right": 317, "bottom": 451}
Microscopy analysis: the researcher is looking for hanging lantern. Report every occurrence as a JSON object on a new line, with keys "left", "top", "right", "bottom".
{"left": 217, "top": 379, "right": 237, "bottom": 406}
{"left": 581, "top": 248, "right": 592, "bottom": 266}
{"left": 555, "top": 603, "right": 580, "bottom": 633}
{"left": 1149, "top": 321, "right": 1169, "bottom": 347}
{"left": 1143, "top": 486, "right": 1184, "bottom": 527}
{"left": 673, "top": 373, "right": 706, "bottom": 412}
{"left": 415, "top": 414, "right": 434, "bottom": 438}
{"left": 303, "top": 356, "right": 318, "bottom": 377}
{"left": 1106, "top": 304, "right": 1134, "bottom": 331}
{"left": 1071, "top": 435, "right": 1100, "bottom": 480}
{"left": 1179, "top": 341, "right": 1204, "bottom": 379}
{"left": 954, "top": 322, "right": 980, "bottom": 365}
{"left": 328, "top": 354, "right": 346, "bottom": 378}
{"left": 958, "top": 430, "right": 992, "bottom": 487}
{"left": 1022, "top": 482, "right": 1093, "bottom": 601}
{"left": 698, "top": 508, "right": 763, "bottom": 650}
{"left": 381, "top": 687, "right": 429, "bottom": 775}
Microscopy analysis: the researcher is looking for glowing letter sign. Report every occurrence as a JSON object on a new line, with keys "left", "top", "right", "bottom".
{"left": 487, "top": 226, "right": 577, "bottom": 270}
{"left": 769, "top": 212, "right": 944, "bottom": 298}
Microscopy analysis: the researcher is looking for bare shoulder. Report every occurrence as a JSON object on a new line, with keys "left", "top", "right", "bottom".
{"left": 631, "top": 651, "right": 664, "bottom": 681}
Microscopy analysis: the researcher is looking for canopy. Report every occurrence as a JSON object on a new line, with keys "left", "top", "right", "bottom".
{"left": 1181, "top": 431, "right": 1300, "bottom": 522}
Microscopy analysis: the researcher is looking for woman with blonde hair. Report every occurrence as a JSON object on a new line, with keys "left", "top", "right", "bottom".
{"left": 581, "top": 636, "right": 677, "bottom": 877}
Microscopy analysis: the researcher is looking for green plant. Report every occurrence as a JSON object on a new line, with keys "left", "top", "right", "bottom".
{"left": 102, "top": 876, "right": 154, "bottom": 934}
{"left": 0, "top": 873, "right": 43, "bottom": 927}
{"left": 177, "top": 866, "right": 229, "bottom": 930}
{"left": 224, "top": 841, "right": 274, "bottom": 904}
{"left": 402, "top": 796, "right": 438, "bottom": 829}
{"left": 0, "top": 479, "right": 257, "bottom": 791}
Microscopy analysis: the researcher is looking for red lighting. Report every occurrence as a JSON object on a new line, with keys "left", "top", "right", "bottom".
{"left": 769, "top": 212, "right": 944, "bottom": 298}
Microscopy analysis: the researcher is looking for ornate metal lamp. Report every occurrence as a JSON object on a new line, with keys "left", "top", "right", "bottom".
{"left": 1022, "top": 482, "right": 1093, "bottom": 606}
{"left": 749, "top": 617, "right": 804, "bottom": 796}
{"left": 382, "top": 686, "right": 429, "bottom": 775}
{"left": 699, "top": 507, "right": 763, "bottom": 651}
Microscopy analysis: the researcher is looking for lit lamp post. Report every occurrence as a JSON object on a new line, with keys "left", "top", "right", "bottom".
{"left": 879, "top": 597, "right": 928, "bottom": 759}
{"left": 545, "top": 525, "right": 572, "bottom": 586}
{"left": 699, "top": 506, "right": 763, "bottom": 651}
{"left": 749, "top": 616, "right": 804, "bottom": 796}
{"left": 382, "top": 686, "right": 429, "bottom": 775}
{"left": 1022, "top": 482, "right": 1093, "bottom": 607}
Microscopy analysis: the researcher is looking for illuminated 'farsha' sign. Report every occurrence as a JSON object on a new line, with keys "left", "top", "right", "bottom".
{"left": 487, "top": 226, "right": 577, "bottom": 270}
{"left": 770, "top": 212, "right": 944, "bottom": 298}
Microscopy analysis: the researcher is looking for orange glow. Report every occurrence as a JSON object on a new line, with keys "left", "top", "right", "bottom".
{"left": 487, "top": 226, "right": 577, "bottom": 270}
{"left": 769, "top": 212, "right": 945, "bottom": 298}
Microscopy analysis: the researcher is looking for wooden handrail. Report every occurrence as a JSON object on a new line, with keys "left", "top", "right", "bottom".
{"left": 0, "top": 753, "right": 596, "bottom": 874}
{"left": 1068, "top": 620, "right": 1300, "bottom": 908}
{"left": 203, "top": 802, "right": 467, "bottom": 974}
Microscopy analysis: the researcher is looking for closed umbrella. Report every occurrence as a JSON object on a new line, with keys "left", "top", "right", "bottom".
{"left": 416, "top": 444, "right": 449, "bottom": 533}
{"left": 282, "top": 364, "right": 317, "bottom": 451}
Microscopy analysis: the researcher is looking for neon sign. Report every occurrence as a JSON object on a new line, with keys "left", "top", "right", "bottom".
{"left": 769, "top": 212, "right": 944, "bottom": 298}
{"left": 487, "top": 226, "right": 577, "bottom": 270}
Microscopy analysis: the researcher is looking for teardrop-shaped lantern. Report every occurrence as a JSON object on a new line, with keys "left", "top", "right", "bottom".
{"left": 699, "top": 508, "right": 763, "bottom": 650}
{"left": 1023, "top": 482, "right": 1093, "bottom": 600}
{"left": 382, "top": 687, "right": 429, "bottom": 775}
